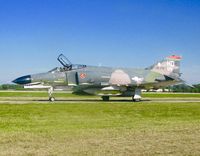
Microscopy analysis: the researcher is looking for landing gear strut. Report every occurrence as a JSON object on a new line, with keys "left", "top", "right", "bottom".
{"left": 132, "top": 88, "right": 142, "bottom": 102}
{"left": 102, "top": 96, "right": 110, "bottom": 101}
{"left": 48, "top": 87, "right": 55, "bottom": 102}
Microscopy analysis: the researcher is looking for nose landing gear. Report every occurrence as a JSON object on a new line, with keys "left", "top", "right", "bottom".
{"left": 48, "top": 87, "right": 55, "bottom": 102}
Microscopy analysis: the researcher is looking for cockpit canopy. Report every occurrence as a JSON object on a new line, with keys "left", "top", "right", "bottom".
{"left": 48, "top": 54, "right": 87, "bottom": 73}
{"left": 48, "top": 67, "right": 65, "bottom": 73}
{"left": 71, "top": 64, "right": 87, "bottom": 69}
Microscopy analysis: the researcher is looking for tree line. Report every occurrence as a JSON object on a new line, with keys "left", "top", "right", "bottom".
{"left": 170, "top": 84, "right": 200, "bottom": 93}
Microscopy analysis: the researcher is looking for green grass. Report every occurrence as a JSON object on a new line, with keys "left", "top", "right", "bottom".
{"left": 0, "top": 102, "right": 200, "bottom": 155}
{"left": 0, "top": 91, "right": 76, "bottom": 97}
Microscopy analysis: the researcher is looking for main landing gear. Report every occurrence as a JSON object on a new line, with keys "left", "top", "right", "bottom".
{"left": 101, "top": 88, "right": 142, "bottom": 102}
{"left": 132, "top": 88, "right": 142, "bottom": 102}
{"left": 48, "top": 87, "right": 55, "bottom": 102}
{"left": 102, "top": 96, "right": 110, "bottom": 101}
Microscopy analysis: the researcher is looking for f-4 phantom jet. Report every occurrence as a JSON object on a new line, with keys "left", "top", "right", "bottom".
{"left": 13, "top": 54, "right": 183, "bottom": 101}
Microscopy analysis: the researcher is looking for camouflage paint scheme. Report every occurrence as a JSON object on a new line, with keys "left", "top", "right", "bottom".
{"left": 13, "top": 55, "right": 183, "bottom": 101}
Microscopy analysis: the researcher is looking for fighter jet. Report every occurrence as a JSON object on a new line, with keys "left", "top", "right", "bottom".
{"left": 13, "top": 54, "right": 183, "bottom": 101}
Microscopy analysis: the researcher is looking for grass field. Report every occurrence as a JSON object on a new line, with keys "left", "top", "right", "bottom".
{"left": 0, "top": 91, "right": 200, "bottom": 155}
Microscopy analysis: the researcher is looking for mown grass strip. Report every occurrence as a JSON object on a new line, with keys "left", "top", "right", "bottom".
{"left": 0, "top": 91, "right": 200, "bottom": 98}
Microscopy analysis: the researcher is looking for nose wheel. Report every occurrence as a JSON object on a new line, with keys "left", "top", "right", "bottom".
{"left": 49, "top": 97, "right": 55, "bottom": 102}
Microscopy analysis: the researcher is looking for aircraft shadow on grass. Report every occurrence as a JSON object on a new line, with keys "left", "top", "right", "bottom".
{"left": 34, "top": 99, "right": 151, "bottom": 102}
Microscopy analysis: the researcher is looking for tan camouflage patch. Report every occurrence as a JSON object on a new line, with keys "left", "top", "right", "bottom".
{"left": 109, "top": 70, "right": 131, "bottom": 85}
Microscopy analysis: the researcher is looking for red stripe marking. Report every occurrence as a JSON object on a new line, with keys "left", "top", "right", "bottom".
{"left": 168, "top": 55, "right": 182, "bottom": 60}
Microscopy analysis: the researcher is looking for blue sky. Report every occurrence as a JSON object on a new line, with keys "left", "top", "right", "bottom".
{"left": 0, "top": 0, "right": 200, "bottom": 84}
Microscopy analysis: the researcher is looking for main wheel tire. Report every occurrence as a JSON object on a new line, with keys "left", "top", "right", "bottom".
{"left": 102, "top": 96, "right": 110, "bottom": 101}
{"left": 134, "top": 99, "right": 141, "bottom": 102}
{"left": 49, "top": 97, "right": 55, "bottom": 102}
{"left": 132, "top": 96, "right": 141, "bottom": 102}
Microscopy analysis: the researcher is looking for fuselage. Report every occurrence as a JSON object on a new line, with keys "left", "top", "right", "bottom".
{"left": 13, "top": 54, "right": 183, "bottom": 101}
{"left": 13, "top": 65, "right": 180, "bottom": 96}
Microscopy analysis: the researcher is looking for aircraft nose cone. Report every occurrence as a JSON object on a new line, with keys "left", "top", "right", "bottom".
{"left": 12, "top": 75, "right": 32, "bottom": 85}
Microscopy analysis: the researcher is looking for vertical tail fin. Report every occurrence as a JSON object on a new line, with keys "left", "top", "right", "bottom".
{"left": 150, "top": 55, "right": 182, "bottom": 78}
